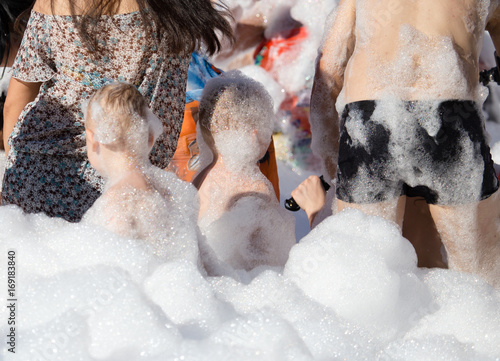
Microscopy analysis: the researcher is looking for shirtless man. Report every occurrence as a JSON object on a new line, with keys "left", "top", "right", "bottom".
{"left": 310, "top": 0, "right": 500, "bottom": 286}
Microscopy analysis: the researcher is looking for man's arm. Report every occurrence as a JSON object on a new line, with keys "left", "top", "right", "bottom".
{"left": 3, "top": 78, "right": 41, "bottom": 156}
{"left": 310, "top": 0, "right": 356, "bottom": 182}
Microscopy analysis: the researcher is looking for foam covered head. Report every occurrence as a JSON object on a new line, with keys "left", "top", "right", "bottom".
{"left": 83, "top": 83, "right": 163, "bottom": 157}
{"left": 199, "top": 70, "right": 275, "bottom": 164}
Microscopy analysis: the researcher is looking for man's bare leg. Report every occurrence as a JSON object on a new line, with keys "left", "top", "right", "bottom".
{"left": 336, "top": 196, "right": 407, "bottom": 229}
{"left": 403, "top": 197, "right": 447, "bottom": 269}
{"left": 429, "top": 190, "right": 500, "bottom": 287}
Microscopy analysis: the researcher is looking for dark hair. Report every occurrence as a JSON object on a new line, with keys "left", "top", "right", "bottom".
{"left": 0, "top": 0, "right": 33, "bottom": 66}
{"left": 56, "top": 0, "right": 234, "bottom": 56}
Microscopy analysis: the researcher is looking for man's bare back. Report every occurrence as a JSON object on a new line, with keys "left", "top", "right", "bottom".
{"left": 320, "top": 0, "right": 498, "bottom": 105}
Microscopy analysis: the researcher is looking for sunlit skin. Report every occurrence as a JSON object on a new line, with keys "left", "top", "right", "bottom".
{"left": 291, "top": 175, "right": 326, "bottom": 227}
{"left": 82, "top": 87, "right": 171, "bottom": 240}
{"left": 311, "top": 0, "right": 500, "bottom": 286}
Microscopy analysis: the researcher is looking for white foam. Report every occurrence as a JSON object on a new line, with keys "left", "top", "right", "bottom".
{"left": 238, "top": 65, "right": 286, "bottom": 113}
{"left": 2, "top": 205, "right": 499, "bottom": 360}
{"left": 84, "top": 166, "right": 202, "bottom": 266}
{"left": 285, "top": 209, "right": 430, "bottom": 339}
{"left": 0, "top": 68, "right": 11, "bottom": 95}
{"left": 486, "top": 119, "right": 500, "bottom": 164}
{"left": 200, "top": 195, "right": 296, "bottom": 270}
{"left": 199, "top": 70, "right": 275, "bottom": 169}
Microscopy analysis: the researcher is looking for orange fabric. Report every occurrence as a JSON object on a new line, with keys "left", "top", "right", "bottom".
{"left": 178, "top": 101, "right": 199, "bottom": 137}
{"left": 168, "top": 100, "right": 281, "bottom": 200}
{"left": 168, "top": 100, "right": 200, "bottom": 182}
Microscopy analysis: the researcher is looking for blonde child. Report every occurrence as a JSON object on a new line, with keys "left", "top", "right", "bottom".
{"left": 82, "top": 83, "right": 200, "bottom": 264}
{"left": 194, "top": 71, "right": 295, "bottom": 271}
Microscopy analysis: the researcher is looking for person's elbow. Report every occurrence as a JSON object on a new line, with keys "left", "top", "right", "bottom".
{"left": 4, "top": 94, "right": 19, "bottom": 123}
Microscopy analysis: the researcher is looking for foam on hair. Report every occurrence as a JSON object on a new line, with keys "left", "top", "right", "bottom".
{"left": 84, "top": 83, "right": 163, "bottom": 156}
{"left": 198, "top": 70, "right": 275, "bottom": 165}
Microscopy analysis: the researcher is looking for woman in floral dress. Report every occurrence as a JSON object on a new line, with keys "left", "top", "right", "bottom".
{"left": 2, "top": 0, "right": 232, "bottom": 221}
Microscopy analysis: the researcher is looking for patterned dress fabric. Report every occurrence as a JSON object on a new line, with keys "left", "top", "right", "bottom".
{"left": 1, "top": 10, "right": 190, "bottom": 222}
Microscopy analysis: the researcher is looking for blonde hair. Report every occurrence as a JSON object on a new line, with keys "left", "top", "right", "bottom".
{"left": 85, "top": 82, "right": 162, "bottom": 155}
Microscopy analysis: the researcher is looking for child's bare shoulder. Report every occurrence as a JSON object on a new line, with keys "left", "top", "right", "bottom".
{"left": 109, "top": 172, "right": 151, "bottom": 193}
{"left": 227, "top": 179, "right": 277, "bottom": 208}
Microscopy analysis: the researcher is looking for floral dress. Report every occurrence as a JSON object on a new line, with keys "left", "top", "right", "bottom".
{"left": 1, "top": 10, "right": 190, "bottom": 222}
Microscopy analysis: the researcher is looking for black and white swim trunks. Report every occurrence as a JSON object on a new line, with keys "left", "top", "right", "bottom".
{"left": 336, "top": 100, "right": 499, "bottom": 205}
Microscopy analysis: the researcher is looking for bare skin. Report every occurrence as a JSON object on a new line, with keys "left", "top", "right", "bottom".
{"left": 84, "top": 104, "right": 169, "bottom": 240}
{"left": 198, "top": 156, "right": 275, "bottom": 223}
{"left": 402, "top": 197, "right": 446, "bottom": 268}
{"left": 196, "top": 122, "right": 277, "bottom": 223}
{"left": 291, "top": 175, "right": 326, "bottom": 227}
{"left": 311, "top": 0, "right": 500, "bottom": 286}
{"left": 196, "top": 136, "right": 295, "bottom": 271}
{"left": 32, "top": 0, "right": 139, "bottom": 16}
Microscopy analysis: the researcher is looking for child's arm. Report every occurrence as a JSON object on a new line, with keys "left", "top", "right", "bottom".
{"left": 291, "top": 175, "right": 327, "bottom": 228}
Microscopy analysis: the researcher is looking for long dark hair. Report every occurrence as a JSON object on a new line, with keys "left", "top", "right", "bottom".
{"left": 0, "top": 0, "right": 33, "bottom": 67}
{"left": 55, "top": 0, "right": 234, "bottom": 56}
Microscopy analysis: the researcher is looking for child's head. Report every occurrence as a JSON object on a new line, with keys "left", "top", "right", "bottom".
{"left": 84, "top": 83, "right": 162, "bottom": 172}
{"left": 199, "top": 70, "right": 274, "bottom": 167}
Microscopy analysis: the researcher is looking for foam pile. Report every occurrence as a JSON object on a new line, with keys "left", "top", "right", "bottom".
{"left": 1, "top": 207, "right": 499, "bottom": 360}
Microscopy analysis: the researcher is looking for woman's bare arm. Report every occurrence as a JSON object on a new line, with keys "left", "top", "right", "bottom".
{"left": 3, "top": 78, "right": 41, "bottom": 156}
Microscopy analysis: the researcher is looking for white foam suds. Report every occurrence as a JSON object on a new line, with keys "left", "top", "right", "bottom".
{"left": 1, "top": 207, "right": 499, "bottom": 360}
{"left": 238, "top": 65, "right": 286, "bottom": 114}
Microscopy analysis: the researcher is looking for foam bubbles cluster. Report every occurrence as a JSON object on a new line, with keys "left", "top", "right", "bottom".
{"left": 201, "top": 195, "right": 296, "bottom": 271}
{"left": 83, "top": 166, "right": 201, "bottom": 265}
{"left": 1, "top": 206, "right": 499, "bottom": 360}
{"left": 82, "top": 91, "right": 163, "bottom": 159}
{"left": 200, "top": 70, "right": 274, "bottom": 168}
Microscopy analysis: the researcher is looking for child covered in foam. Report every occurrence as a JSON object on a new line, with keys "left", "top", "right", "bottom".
{"left": 82, "top": 83, "right": 200, "bottom": 265}
{"left": 195, "top": 71, "right": 295, "bottom": 271}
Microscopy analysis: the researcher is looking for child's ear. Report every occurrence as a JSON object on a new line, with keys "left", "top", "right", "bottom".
{"left": 86, "top": 128, "right": 100, "bottom": 153}
{"left": 148, "top": 132, "right": 155, "bottom": 148}
{"left": 93, "top": 139, "right": 100, "bottom": 153}
{"left": 252, "top": 129, "right": 261, "bottom": 142}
